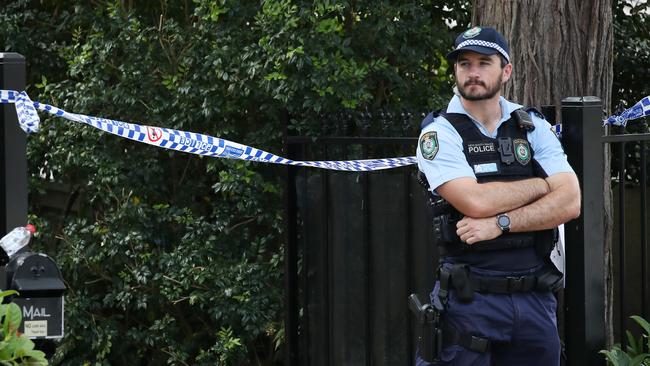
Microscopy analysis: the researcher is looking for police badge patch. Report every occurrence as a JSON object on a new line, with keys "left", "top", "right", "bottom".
{"left": 420, "top": 131, "right": 439, "bottom": 160}
{"left": 513, "top": 139, "right": 531, "bottom": 165}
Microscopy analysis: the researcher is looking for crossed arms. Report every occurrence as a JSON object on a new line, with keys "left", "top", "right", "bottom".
{"left": 436, "top": 173, "right": 581, "bottom": 244}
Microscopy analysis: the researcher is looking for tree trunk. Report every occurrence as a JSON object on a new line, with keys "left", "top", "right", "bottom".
{"left": 472, "top": 0, "right": 612, "bottom": 111}
{"left": 473, "top": 0, "right": 614, "bottom": 348}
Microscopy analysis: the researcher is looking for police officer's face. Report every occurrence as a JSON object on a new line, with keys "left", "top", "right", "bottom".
{"left": 454, "top": 52, "right": 512, "bottom": 101}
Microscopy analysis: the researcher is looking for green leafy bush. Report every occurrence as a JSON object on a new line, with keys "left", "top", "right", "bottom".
{"left": 601, "top": 315, "right": 650, "bottom": 366}
{"left": 613, "top": 0, "right": 650, "bottom": 111}
{"left": 0, "top": 290, "right": 48, "bottom": 365}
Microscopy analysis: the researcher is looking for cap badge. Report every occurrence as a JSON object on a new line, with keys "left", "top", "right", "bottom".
{"left": 463, "top": 27, "right": 482, "bottom": 39}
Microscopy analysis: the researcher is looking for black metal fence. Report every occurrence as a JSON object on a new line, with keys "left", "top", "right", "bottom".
{"left": 606, "top": 121, "right": 650, "bottom": 346}
{"left": 284, "top": 119, "right": 436, "bottom": 365}
{"left": 284, "top": 98, "right": 623, "bottom": 365}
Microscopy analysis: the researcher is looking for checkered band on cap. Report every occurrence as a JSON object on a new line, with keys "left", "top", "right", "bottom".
{"left": 456, "top": 39, "right": 510, "bottom": 62}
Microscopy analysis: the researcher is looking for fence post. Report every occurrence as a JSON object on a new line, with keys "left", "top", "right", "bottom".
{"left": 0, "top": 53, "right": 27, "bottom": 236}
{"left": 284, "top": 136, "right": 300, "bottom": 366}
{"left": 561, "top": 96, "right": 606, "bottom": 366}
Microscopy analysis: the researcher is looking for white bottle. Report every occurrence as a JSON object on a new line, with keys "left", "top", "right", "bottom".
{"left": 0, "top": 224, "right": 36, "bottom": 258}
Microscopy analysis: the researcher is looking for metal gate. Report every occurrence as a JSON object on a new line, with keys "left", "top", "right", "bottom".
{"left": 285, "top": 133, "right": 435, "bottom": 365}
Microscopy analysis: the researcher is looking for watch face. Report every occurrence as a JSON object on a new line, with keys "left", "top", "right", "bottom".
{"left": 498, "top": 215, "right": 510, "bottom": 228}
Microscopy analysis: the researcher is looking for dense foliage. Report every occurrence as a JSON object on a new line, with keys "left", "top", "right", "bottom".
{"left": 0, "top": 1, "right": 464, "bottom": 364}
{"left": 613, "top": 0, "right": 650, "bottom": 112}
{"left": 611, "top": 0, "right": 650, "bottom": 184}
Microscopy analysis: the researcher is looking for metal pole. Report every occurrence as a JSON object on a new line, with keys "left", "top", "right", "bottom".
{"left": 0, "top": 53, "right": 27, "bottom": 236}
{"left": 284, "top": 138, "right": 299, "bottom": 366}
{"left": 641, "top": 142, "right": 648, "bottom": 322}
{"left": 561, "top": 96, "right": 606, "bottom": 366}
{"left": 617, "top": 142, "right": 626, "bottom": 348}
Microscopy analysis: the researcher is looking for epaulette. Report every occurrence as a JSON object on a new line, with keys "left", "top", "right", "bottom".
{"left": 420, "top": 109, "right": 443, "bottom": 130}
{"left": 523, "top": 107, "right": 545, "bottom": 119}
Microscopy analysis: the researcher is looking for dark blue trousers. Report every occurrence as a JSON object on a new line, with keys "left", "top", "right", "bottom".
{"left": 415, "top": 267, "right": 560, "bottom": 366}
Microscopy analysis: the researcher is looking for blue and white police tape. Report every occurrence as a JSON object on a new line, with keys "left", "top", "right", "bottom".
{"left": 603, "top": 95, "right": 650, "bottom": 127}
{"left": 0, "top": 90, "right": 416, "bottom": 172}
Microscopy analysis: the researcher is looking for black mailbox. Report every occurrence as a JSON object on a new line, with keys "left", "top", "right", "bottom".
{"left": 1, "top": 252, "right": 66, "bottom": 339}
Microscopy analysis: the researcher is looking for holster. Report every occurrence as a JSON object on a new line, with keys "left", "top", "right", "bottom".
{"left": 409, "top": 265, "right": 492, "bottom": 359}
{"left": 536, "top": 262, "right": 564, "bottom": 292}
{"left": 408, "top": 293, "right": 443, "bottom": 363}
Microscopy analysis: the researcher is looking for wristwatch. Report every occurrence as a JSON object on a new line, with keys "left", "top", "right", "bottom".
{"left": 496, "top": 213, "right": 511, "bottom": 233}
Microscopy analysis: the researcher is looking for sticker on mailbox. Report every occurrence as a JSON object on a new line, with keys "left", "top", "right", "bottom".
{"left": 24, "top": 320, "right": 48, "bottom": 337}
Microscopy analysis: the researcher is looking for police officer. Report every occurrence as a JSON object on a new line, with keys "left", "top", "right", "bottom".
{"left": 415, "top": 26, "right": 581, "bottom": 365}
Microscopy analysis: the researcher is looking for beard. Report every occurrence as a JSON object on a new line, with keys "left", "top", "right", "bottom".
{"left": 457, "top": 74, "right": 503, "bottom": 101}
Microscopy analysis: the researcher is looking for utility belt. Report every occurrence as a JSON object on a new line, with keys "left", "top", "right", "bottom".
{"left": 437, "top": 263, "right": 563, "bottom": 302}
{"left": 409, "top": 263, "right": 563, "bottom": 362}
